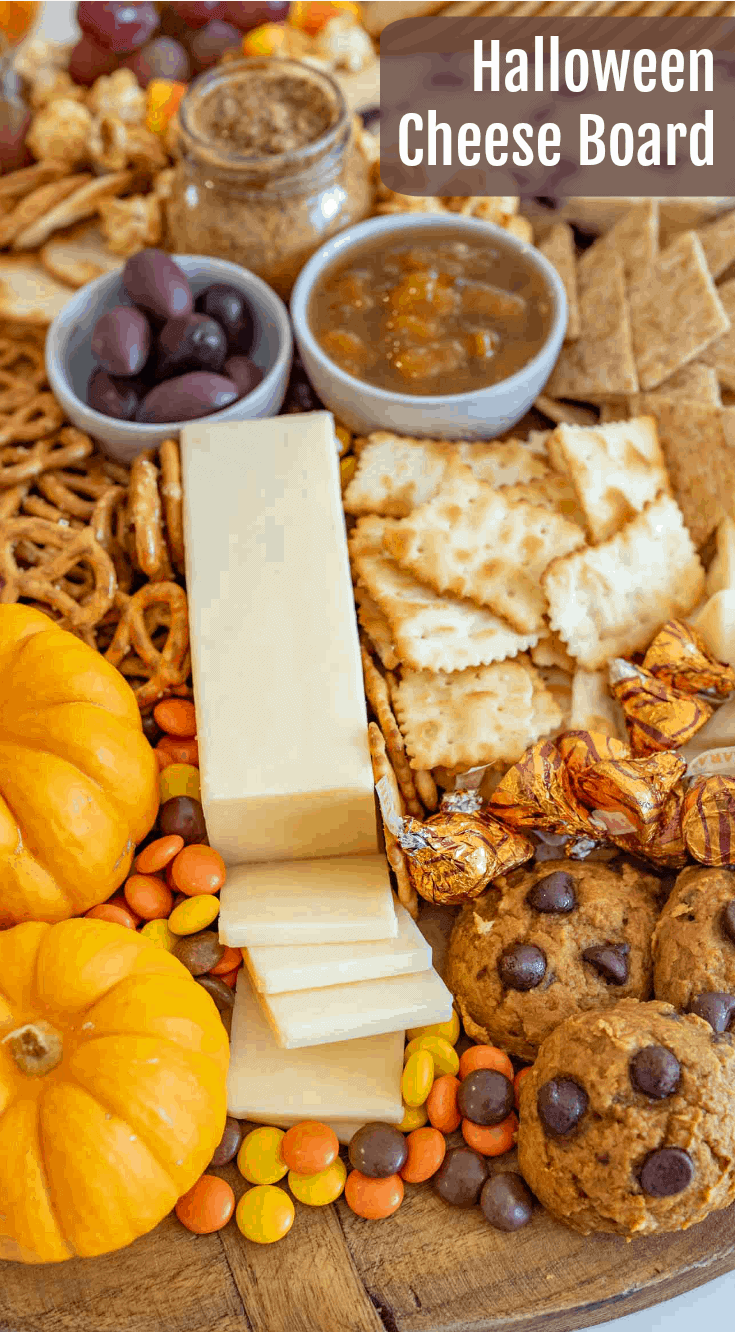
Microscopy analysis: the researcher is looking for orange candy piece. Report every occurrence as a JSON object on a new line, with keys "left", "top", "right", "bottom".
{"left": 218, "top": 967, "right": 241, "bottom": 988}
{"left": 85, "top": 902, "right": 138, "bottom": 930}
{"left": 146, "top": 79, "right": 187, "bottom": 137}
{"left": 345, "top": 1170, "right": 404, "bottom": 1220}
{"left": 459, "top": 1044, "right": 514, "bottom": 1082}
{"left": 175, "top": 1174, "right": 235, "bottom": 1234}
{"left": 514, "top": 1067, "right": 532, "bottom": 1108}
{"left": 426, "top": 1074, "right": 461, "bottom": 1134}
{"left": 157, "top": 734, "right": 199, "bottom": 766}
{"left": 136, "top": 834, "right": 185, "bottom": 875}
{"left": 281, "top": 1121, "right": 340, "bottom": 1176}
{"left": 210, "top": 946, "right": 243, "bottom": 975}
{"left": 461, "top": 1112, "right": 517, "bottom": 1157}
{"left": 400, "top": 1127, "right": 446, "bottom": 1183}
{"left": 171, "top": 844, "right": 226, "bottom": 896}
{"left": 124, "top": 873, "right": 174, "bottom": 921}
{"left": 154, "top": 698, "right": 197, "bottom": 738}
{"left": 290, "top": 1, "right": 360, "bottom": 34}
{"left": 156, "top": 748, "right": 175, "bottom": 771}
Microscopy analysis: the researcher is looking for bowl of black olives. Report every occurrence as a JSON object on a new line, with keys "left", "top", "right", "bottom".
{"left": 46, "top": 249, "right": 293, "bottom": 461}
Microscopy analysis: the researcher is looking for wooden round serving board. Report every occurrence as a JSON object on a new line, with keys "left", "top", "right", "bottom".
{"left": 2, "top": 1156, "right": 734, "bottom": 1332}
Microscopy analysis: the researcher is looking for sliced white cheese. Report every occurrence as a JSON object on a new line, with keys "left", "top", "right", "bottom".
{"left": 227, "top": 971, "right": 403, "bottom": 1124}
{"left": 181, "top": 413, "right": 377, "bottom": 865}
{"left": 260, "top": 967, "right": 454, "bottom": 1050}
{"left": 219, "top": 854, "right": 398, "bottom": 947}
{"left": 243, "top": 901, "right": 430, "bottom": 993}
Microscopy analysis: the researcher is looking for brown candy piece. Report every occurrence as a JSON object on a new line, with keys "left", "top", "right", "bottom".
{"left": 348, "top": 1123, "right": 408, "bottom": 1179}
{"left": 480, "top": 1173, "right": 534, "bottom": 1232}
{"left": 397, "top": 808, "right": 534, "bottom": 906}
{"left": 537, "top": 1078, "right": 588, "bottom": 1138}
{"left": 640, "top": 1147, "right": 694, "bottom": 1197}
{"left": 457, "top": 1069, "right": 515, "bottom": 1125}
{"left": 582, "top": 942, "right": 630, "bottom": 986}
{"left": 609, "top": 658, "right": 713, "bottom": 755}
{"left": 682, "top": 777, "right": 735, "bottom": 866}
{"left": 195, "top": 974, "right": 236, "bottom": 1010}
{"left": 690, "top": 991, "right": 735, "bottom": 1034}
{"left": 498, "top": 943, "right": 546, "bottom": 991}
{"left": 643, "top": 619, "right": 735, "bottom": 697}
{"left": 176, "top": 930, "right": 225, "bottom": 976}
{"left": 433, "top": 1146, "right": 488, "bottom": 1208}
{"left": 210, "top": 1116, "right": 243, "bottom": 1166}
{"left": 159, "top": 795, "right": 208, "bottom": 845}
{"left": 629, "top": 1046, "right": 681, "bottom": 1099}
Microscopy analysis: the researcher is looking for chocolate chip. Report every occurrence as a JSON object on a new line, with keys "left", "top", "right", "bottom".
{"left": 690, "top": 991, "right": 735, "bottom": 1034}
{"left": 457, "top": 1069, "right": 514, "bottom": 1126}
{"left": 210, "top": 1116, "right": 242, "bottom": 1166}
{"left": 722, "top": 901, "right": 735, "bottom": 944}
{"left": 629, "top": 1046, "right": 681, "bottom": 1100}
{"left": 433, "top": 1146, "right": 488, "bottom": 1208}
{"left": 498, "top": 943, "right": 546, "bottom": 991}
{"left": 537, "top": 1077, "right": 588, "bottom": 1137}
{"left": 348, "top": 1123, "right": 408, "bottom": 1179}
{"left": 582, "top": 942, "right": 630, "bottom": 985}
{"left": 526, "top": 871, "right": 577, "bottom": 914}
{"left": 640, "top": 1147, "right": 694, "bottom": 1197}
{"left": 480, "top": 1173, "right": 534, "bottom": 1231}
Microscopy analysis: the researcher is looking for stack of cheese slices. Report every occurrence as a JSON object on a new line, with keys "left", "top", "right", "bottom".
{"left": 181, "top": 412, "right": 453, "bottom": 1140}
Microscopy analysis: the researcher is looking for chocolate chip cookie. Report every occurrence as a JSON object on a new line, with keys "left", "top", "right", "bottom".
{"left": 517, "top": 998, "right": 735, "bottom": 1236}
{"left": 653, "top": 865, "right": 735, "bottom": 1036}
{"left": 446, "top": 858, "right": 662, "bottom": 1059}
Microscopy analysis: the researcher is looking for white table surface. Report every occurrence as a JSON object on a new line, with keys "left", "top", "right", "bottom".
{"left": 26, "top": 2, "right": 735, "bottom": 1328}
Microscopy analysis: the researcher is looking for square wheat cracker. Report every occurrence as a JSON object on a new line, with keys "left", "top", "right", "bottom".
{"left": 579, "top": 199, "right": 659, "bottom": 285}
{"left": 635, "top": 394, "right": 735, "bottom": 546}
{"left": 384, "top": 462, "right": 585, "bottom": 635}
{"left": 545, "top": 250, "right": 637, "bottom": 400}
{"left": 697, "top": 209, "right": 735, "bottom": 281}
{"left": 350, "top": 514, "right": 538, "bottom": 673}
{"left": 538, "top": 221, "right": 580, "bottom": 341}
{"left": 549, "top": 416, "right": 669, "bottom": 543}
{"left": 542, "top": 494, "right": 705, "bottom": 670}
{"left": 628, "top": 231, "right": 730, "bottom": 391}
{"left": 700, "top": 279, "right": 735, "bottom": 391}
{"left": 392, "top": 656, "right": 560, "bottom": 771}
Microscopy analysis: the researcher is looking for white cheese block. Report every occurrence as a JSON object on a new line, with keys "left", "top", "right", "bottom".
{"left": 260, "top": 967, "right": 454, "bottom": 1049}
{"left": 227, "top": 971, "right": 403, "bottom": 1124}
{"left": 244, "top": 901, "right": 430, "bottom": 993}
{"left": 181, "top": 413, "right": 377, "bottom": 865}
{"left": 219, "top": 854, "right": 398, "bottom": 947}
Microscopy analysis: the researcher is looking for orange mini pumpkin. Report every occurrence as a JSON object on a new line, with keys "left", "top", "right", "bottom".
{"left": 0, "top": 918, "right": 229, "bottom": 1263}
{"left": 0, "top": 605, "right": 159, "bottom": 926}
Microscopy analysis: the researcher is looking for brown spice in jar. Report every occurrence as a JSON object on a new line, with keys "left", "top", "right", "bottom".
{"left": 195, "top": 71, "right": 338, "bottom": 157}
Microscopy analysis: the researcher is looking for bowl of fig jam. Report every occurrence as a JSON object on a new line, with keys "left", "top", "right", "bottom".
{"left": 290, "top": 213, "right": 567, "bottom": 440}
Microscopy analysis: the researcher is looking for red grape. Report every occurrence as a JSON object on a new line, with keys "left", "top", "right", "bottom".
{"left": 123, "top": 36, "right": 191, "bottom": 86}
{"left": 68, "top": 34, "right": 119, "bottom": 86}
{"left": 188, "top": 19, "right": 242, "bottom": 71}
{"left": 220, "top": 2, "right": 290, "bottom": 30}
{"left": 170, "top": 2, "right": 224, "bottom": 27}
{"left": 76, "top": 2, "right": 159, "bottom": 55}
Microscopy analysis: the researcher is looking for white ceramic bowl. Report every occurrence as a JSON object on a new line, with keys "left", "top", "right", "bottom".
{"left": 46, "top": 254, "right": 293, "bottom": 463}
{"left": 291, "top": 213, "right": 567, "bottom": 440}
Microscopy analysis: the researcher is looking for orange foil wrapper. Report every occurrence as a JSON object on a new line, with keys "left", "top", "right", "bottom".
{"left": 395, "top": 806, "right": 535, "bottom": 905}
{"left": 682, "top": 776, "right": 735, "bottom": 866}
{"left": 609, "top": 658, "right": 713, "bottom": 754}
{"left": 488, "top": 739, "right": 594, "bottom": 836}
{"left": 643, "top": 619, "right": 735, "bottom": 697}
{"left": 571, "top": 749, "right": 685, "bottom": 842}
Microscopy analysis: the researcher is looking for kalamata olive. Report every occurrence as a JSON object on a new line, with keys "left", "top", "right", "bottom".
{"left": 68, "top": 33, "right": 119, "bottom": 86}
{"left": 221, "top": 2, "right": 289, "bottom": 30}
{"left": 188, "top": 19, "right": 242, "bottom": 71}
{"left": 224, "top": 356, "right": 263, "bottom": 398}
{"left": 123, "top": 35, "right": 190, "bottom": 86}
{"left": 170, "top": 1, "right": 224, "bottom": 27}
{"left": 77, "top": 2, "right": 160, "bottom": 53}
{"left": 87, "top": 367, "right": 140, "bottom": 420}
{"left": 136, "top": 372, "right": 239, "bottom": 423}
{"left": 91, "top": 305, "right": 151, "bottom": 377}
{"left": 122, "top": 248, "right": 193, "bottom": 325}
{"left": 156, "top": 314, "right": 228, "bottom": 378}
{"left": 195, "top": 283, "right": 254, "bottom": 352}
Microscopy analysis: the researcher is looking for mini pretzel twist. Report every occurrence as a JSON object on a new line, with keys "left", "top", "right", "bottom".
{"left": 105, "top": 581, "right": 190, "bottom": 711}
{"left": 37, "top": 463, "right": 115, "bottom": 520}
{"left": 0, "top": 426, "right": 93, "bottom": 487}
{"left": 128, "top": 448, "right": 171, "bottom": 580}
{"left": 159, "top": 438, "right": 185, "bottom": 574}
{"left": 0, "top": 517, "right": 117, "bottom": 629}
{"left": 0, "top": 393, "right": 65, "bottom": 447}
{"left": 91, "top": 484, "right": 133, "bottom": 591}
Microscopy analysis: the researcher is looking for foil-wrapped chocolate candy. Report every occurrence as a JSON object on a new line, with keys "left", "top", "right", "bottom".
{"left": 643, "top": 619, "right": 735, "bottom": 698}
{"left": 682, "top": 776, "right": 735, "bottom": 866}
{"left": 609, "top": 658, "right": 713, "bottom": 754}
{"left": 488, "top": 739, "right": 594, "bottom": 837}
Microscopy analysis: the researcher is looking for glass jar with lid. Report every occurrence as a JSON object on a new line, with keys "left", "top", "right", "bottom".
{"left": 167, "top": 58, "right": 374, "bottom": 298}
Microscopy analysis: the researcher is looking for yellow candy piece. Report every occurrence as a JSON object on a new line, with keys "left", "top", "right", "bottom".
{"left": 168, "top": 894, "right": 220, "bottom": 935}
{"left": 140, "top": 918, "right": 177, "bottom": 952}
{"left": 242, "top": 22, "right": 285, "bottom": 56}
{"left": 340, "top": 455, "right": 356, "bottom": 489}
{"left": 288, "top": 1157, "right": 347, "bottom": 1206}
{"left": 238, "top": 1126, "right": 288, "bottom": 1185}
{"left": 401, "top": 1049, "right": 434, "bottom": 1107}
{"left": 404, "top": 1035, "right": 459, "bottom": 1078}
{"left": 236, "top": 1184, "right": 294, "bottom": 1244}
{"left": 159, "top": 762, "right": 201, "bottom": 804}
{"left": 334, "top": 423, "right": 351, "bottom": 456}
{"left": 146, "top": 78, "right": 186, "bottom": 137}
{"left": 407, "top": 1009, "right": 461, "bottom": 1046}
{"left": 397, "top": 1101, "right": 428, "bottom": 1132}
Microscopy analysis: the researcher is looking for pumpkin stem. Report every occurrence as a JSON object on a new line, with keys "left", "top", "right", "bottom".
{"left": 4, "top": 1021, "right": 63, "bottom": 1076}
